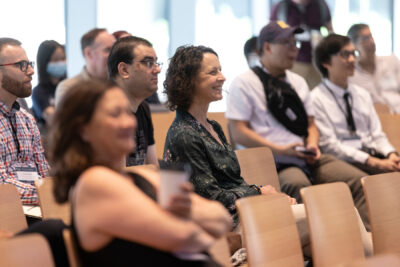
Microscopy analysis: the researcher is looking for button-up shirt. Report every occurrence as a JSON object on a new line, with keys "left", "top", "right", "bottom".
{"left": 349, "top": 54, "right": 400, "bottom": 114}
{"left": 0, "top": 101, "right": 49, "bottom": 204}
{"left": 311, "top": 79, "right": 395, "bottom": 163}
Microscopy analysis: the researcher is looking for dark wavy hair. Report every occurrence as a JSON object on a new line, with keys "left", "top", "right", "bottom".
{"left": 314, "top": 33, "right": 350, "bottom": 78}
{"left": 163, "top": 45, "right": 218, "bottom": 111}
{"left": 48, "top": 79, "right": 117, "bottom": 203}
{"left": 36, "top": 40, "right": 65, "bottom": 85}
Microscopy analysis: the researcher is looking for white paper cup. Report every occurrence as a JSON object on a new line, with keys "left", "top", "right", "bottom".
{"left": 158, "top": 169, "right": 189, "bottom": 208}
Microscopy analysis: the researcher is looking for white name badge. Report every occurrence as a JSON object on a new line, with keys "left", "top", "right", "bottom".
{"left": 342, "top": 136, "right": 362, "bottom": 149}
{"left": 15, "top": 166, "right": 39, "bottom": 181}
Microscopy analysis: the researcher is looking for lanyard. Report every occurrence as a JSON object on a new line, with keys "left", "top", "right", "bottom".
{"left": 323, "top": 82, "right": 357, "bottom": 134}
{"left": 8, "top": 115, "right": 21, "bottom": 158}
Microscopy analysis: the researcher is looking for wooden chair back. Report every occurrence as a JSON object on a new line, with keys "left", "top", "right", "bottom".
{"left": 35, "top": 178, "right": 70, "bottom": 225}
{"left": 373, "top": 103, "right": 391, "bottom": 114}
{"left": 63, "top": 229, "right": 81, "bottom": 267}
{"left": 0, "top": 233, "right": 55, "bottom": 267}
{"left": 151, "top": 111, "right": 176, "bottom": 159}
{"left": 301, "top": 182, "right": 365, "bottom": 267}
{"left": 377, "top": 113, "right": 400, "bottom": 153}
{"left": 0, "top": 184, "right": 27, "bottom": 233}
{"left": 236, "top": 194, "right": 304, "bottom": 267}
{"left": 208, "top": 236, "right": 232, "bottom": 267}
{"left": 339, "top": 254, "right": 400, "bottom": 267}
{"left": 235, "top": 147, "right": 280, "bottom": 191}
{"left": 361, "top": 172, "right": 400, "bottom": 255}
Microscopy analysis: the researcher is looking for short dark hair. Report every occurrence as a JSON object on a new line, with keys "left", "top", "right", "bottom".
{"left": 36, "top": 40, "right": 65, "bottom": 84}
{"left": 314, "top": 33, "right": 351, "bottom": 78}
{"left": 48, "top": 79, "right": 118, "bottom": 203}
{"left": 107, "top": 36, "right": 152, "bottom": 79}
{"left": 347, "top": 23, "right": 369, "bottom": 44}
{"left": 244, "top": 36, "right": 258, "bottom": 59}
{"left": 80, "top": 28, "right": 107, "bottom": 54}
{"left": 0, "top": 38, "right": 21, "bottom": 58}
{"left": 163, "top": 45, "right": 218, "bottom": 111}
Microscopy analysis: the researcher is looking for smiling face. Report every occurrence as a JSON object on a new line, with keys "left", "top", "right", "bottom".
{"left": 0, "top": 45, "right": 34, "bottom": 99}
{"left": 81, "top": 87, "right": 136, "bottom": 161}
{"left": 192, "top": 52, "right": 226, "bottom": 105}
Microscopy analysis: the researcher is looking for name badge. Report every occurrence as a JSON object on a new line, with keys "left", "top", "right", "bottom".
{"left": 342, "top": 136, "right": 362, "bottom": 149}
{"left": 14, "top": 165, "right": 39, "bottom": 181}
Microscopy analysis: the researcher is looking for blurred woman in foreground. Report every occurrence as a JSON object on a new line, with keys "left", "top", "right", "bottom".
{"left": 48, "top": 79, "right": 231, "bottom": 267}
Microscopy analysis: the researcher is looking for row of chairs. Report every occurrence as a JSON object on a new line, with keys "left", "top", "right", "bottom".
{"left": 151, "top": 108, "right": 400, "bottom": 160}
{"left": 1, "top": 147, "right": 400, "bottom": 266}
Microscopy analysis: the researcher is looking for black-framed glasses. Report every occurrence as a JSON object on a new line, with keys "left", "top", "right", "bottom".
{"left": 272, "top": 40, "right": 301, "bottom": 49}
{"left": 336, "top": 49, "right": 360, "bottom": 59}
{"left": 138, "top": 59, "right": 163, "bottom": 70}
{"left": 0, "top": 60, "right": 34, "bottom": 72}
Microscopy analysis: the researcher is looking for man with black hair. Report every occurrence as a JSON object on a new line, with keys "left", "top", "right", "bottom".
{"left": 108, "top": 36, "right": 160, "bottom": 167}
{"left": 243, "top": 36, "right": 260, "bottom": 68}
{"left": 226, "top": 21, "right": 370, "bottom": 229}
{"left": 55, "top": 28, "right": 115, "bottom": 105}
{"left": 0, "top": 38, "right": 49, "bottom": 204}
{"left": 312, "top": 33, "right": 400, "bottom": 174}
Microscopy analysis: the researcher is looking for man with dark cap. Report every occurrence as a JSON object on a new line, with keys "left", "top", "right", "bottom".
{"left": 226, "top": 21, "right": 370, "bottom": 230}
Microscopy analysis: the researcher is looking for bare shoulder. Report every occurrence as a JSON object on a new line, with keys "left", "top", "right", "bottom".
{"left": 75, "top": 166, "right": 132, "bottom": 198}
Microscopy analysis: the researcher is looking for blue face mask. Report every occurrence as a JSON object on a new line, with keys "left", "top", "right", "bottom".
{"left": 47, "top": 61, "right": 67, "bottom": 78}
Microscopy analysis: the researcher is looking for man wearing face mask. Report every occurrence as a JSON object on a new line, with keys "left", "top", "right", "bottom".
{"left": 32, "top": 40, "right": 66, "bottom": 126}
{"left": 0, "top": 38, "right": 49, "bottom": 204}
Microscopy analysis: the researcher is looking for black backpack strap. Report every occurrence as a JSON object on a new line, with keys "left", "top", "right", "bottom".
{"left": 251, "top": 66, "right": 309, "bottom": 137}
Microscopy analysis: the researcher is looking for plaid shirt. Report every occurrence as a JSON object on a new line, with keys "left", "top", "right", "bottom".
{"left": 0, "top": 101, "right": 49, "bottom": 205}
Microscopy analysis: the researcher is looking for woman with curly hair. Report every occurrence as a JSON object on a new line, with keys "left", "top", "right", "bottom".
{"left": 163, "top": 45, "right": 295, "bottom": 229}
{"left": 48, "top": 79, "right": 231, "bottom": 266}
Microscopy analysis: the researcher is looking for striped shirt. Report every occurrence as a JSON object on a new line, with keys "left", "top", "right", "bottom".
{"left": 0, "top": 101, "right": 49, "bottom": 205}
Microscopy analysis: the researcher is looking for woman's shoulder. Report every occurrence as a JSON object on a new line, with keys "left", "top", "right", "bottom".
{"left": 75, "top": 166, "right": 130, "bottom": 196}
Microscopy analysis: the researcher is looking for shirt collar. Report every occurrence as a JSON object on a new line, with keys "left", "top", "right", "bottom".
{"left": 323, "top": 78, "right": 349, "bottom": 98}
{"left": 0, "top": 100, "right": 20, "bottom": 117}
{"left": 261, "top": 66, "right": 288, "bottom": 82}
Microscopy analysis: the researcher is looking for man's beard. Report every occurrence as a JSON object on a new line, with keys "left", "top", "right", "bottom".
{"left": 1, "top": 73, "right": 32, "bottom": 98}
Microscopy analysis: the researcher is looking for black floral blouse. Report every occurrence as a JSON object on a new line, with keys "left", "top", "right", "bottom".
{"left": 163, "top": 109, "right": 260, "bottom": 227}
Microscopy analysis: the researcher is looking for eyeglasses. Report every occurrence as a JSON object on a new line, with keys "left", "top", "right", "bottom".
{"left": 272, "top": 40, "right": 301, "bottom": 49}
{"left": 137, "top": 59, "right": 163, "bottom": 70}
{"left": 0, "top": 60, "right": 34, "bottom": 72}
{"left": 336, "top": 49, "right": 360, "bottom": 59}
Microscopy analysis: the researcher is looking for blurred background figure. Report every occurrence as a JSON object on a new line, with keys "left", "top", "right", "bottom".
{"left": 243, "top": 36, "right": 260, "bottom": 68}
{"left": 270, "top": 0, "right": 333, "bottom": 89}
{"left": 112, "top": 30, "right": 132, "bottom": 40}
{"left": 32, "top": 40, "right": 66, "bottom": 129}
{"left": 348, "top": 23, "right": 400, "bottom": 114}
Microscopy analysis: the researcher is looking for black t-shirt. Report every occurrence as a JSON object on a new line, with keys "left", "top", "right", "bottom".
{"left": 126, "top": 102, "right": 155, "bottom": 166}
{"left": 32, "top": 82, "right": 56, "bottom": 122}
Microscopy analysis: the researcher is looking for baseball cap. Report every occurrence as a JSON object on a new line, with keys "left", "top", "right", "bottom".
{"left": 258, "top": 21, "right": 304, "bottom": 50}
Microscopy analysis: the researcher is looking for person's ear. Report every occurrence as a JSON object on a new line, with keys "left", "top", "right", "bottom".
{"left": 117, "top": 62, "right": 130, "bottom": 79}
{"left": 83, "top": 46, "right": 93, "bottom": 60}
{"left": 263, "top": 42, "right": 272, "bottom": 55}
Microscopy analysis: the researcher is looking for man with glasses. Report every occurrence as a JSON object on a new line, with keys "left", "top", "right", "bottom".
{"left": 312, "top": 33, "right": 400, "bottom": 174}
{"left": 108, "top": 36, "right": 161, "bottom": 166}
{"left": 347, "top": 23, "right": 400, "bottom": 114}
{"left": 226, "top": 22, "right": 370, "bottom": 229}
{"left": 0, "top": 38, "right": 49, "bottom": 204}
{"left": 55, "top": 28, "right": 116, "bottom": 105}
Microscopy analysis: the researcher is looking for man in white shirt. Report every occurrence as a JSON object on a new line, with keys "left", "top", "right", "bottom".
{"left": 347, "top": 23, "right": 400, "bottom": 114}
{"left": 312, "top": 33, "right": 400, "bottom": 174}
{"left": 226, "top": 21, "right": 370, "bottom": 229}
